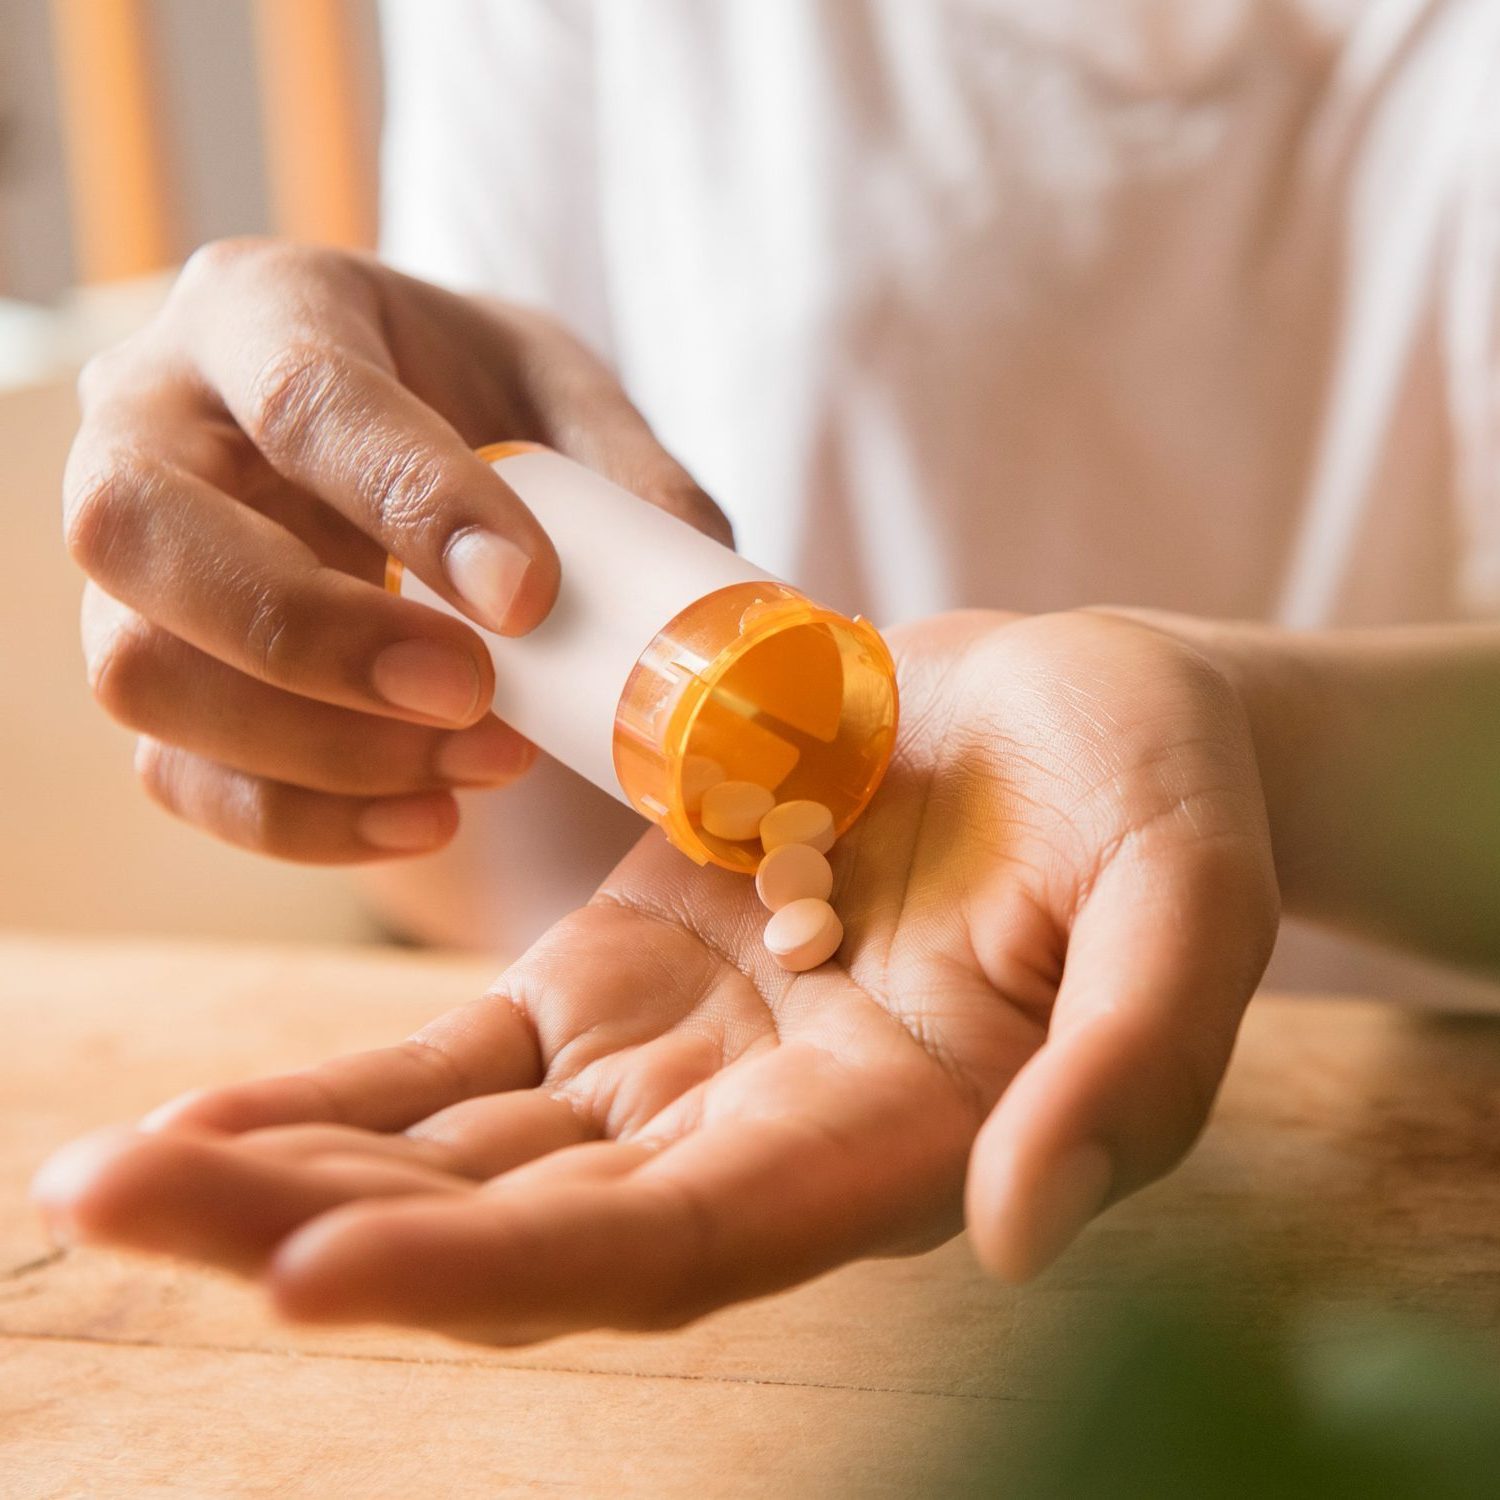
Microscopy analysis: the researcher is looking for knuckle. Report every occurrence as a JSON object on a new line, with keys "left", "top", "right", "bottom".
{"left": 178, "top": 238, "right": 362, "bottom": 312}
{"left": 366, "top": 443, "right": 450, "bottom": 538}
{"left": 87, "top": 615, "right": 159, "bottom": 726}
{"left": 241, "top": 580, "right": 312, "bottom": 684}
{"left": 178, "top": 240, "right": 369, "bottom": 325}
{"left": 75, "top": 327, "right": 158, "bottom": 409}
{"left": 242, "top": 342, "right": 343, "bottom": 455}
{"left": 75, "top": 347, "right": 124, "bottom": 407}
{"left": 62, "top": 451, "right": 159, "bottom": 575}
{"left": 61, "top": 469, "right": 114, "bottom": 570}
{"left": 132, "top": 736, "right": 174, "bottom": 807}
{"left": 176, "top": 235, "right": 273, "bottom": 292}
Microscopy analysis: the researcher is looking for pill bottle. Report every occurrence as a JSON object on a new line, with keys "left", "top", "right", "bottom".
{"left": 387, "top": 442, "right": 899, "bottom": 872}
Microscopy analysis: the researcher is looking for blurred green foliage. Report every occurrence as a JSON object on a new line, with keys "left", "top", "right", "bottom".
{"left": 929, "top": 1299, "right": 1500, "bottom": 1499}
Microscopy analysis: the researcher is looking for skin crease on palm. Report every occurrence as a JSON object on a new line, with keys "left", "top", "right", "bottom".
{"left": 34, "top": 609, "right": 1280, "bottom": 1347}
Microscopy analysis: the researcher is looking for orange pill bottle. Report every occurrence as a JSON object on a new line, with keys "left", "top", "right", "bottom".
{"left": 390, "top": 443, "right": 898, "bottom": 872}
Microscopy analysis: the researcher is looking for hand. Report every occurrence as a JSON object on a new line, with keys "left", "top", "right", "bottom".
{"left": 35, "top": 611, "right": 1279, "bottom": 1341}
{"left": 64, "top": 239, "right": 725, "bottom": 863}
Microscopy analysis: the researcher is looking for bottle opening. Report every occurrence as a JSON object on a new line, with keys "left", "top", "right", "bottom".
{"left": 613, "top": 582, "right": 899, "bottom": 871}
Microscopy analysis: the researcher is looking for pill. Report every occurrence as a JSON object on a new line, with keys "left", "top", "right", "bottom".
{"left": 700, "top": 779, "right": 776, "bottom": 841}
{"left": 763, "top": 897, "right": 844, "bottom": 973}
{"left": 681, "top": 754, "right": 727, "bottom": 816}
{"left": 755, "top": 842, "right": 834, "bottom": 911}
{"left": 759, "top": 799, "right": 836, "bottom": 854}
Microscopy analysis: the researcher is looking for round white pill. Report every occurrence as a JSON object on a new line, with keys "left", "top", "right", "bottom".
{"left": 759, "top": 799, "right": 836, "bottom": 855}
{"left": 681, "top": 754, "right": 727, "bottom": 816}
{"left": 763, "top": 897, "right": 844, "bottom": 972}
{"left": 700, "top": 779, "right": 776, "bottom": 842}
{"left": 755, "top": 842, "right": 834, "bottom": 912}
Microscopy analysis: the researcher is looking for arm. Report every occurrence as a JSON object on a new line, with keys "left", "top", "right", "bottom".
{"left": 40, "top": 605, "right": 1493, "bottom": 1333}
{"left": 1110, "top": 612, "right": 1500, "bottom": 976}
{"left": 35, "top": 610, "right": 1282, "bottom": 1319}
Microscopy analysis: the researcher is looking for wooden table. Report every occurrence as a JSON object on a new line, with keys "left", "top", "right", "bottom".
{"left": 3, "top": 935, "right": 1499, "bottom": 1497}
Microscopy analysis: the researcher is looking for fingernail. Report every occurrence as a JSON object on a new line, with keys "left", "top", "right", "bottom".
{"left": 372, "top": 640, "right": 481, "bottom": 723}
{"left": 435, "top": 717, "right": 535, "bottom": 784}
{"left": 357, "top": 794, "right": 454, "bottom": 852}
{"left": 1021, "top": 1142, "right": 1113, "bottom": 1280}
{"left": 445, "top": 528, "right": 533, "bottom": 635}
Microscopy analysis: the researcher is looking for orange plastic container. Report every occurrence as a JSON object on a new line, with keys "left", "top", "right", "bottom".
{"left": 391, "top": 444, "right": 898, "bottom": 872}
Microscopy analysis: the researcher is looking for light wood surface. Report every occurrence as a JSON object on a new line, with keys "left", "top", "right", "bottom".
{"left": 3, "top": 935, "right": 1499, "bottom": 1496}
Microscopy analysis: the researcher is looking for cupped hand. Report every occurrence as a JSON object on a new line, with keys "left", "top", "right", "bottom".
{"left": 35, "top": 611, "right": 1279, "bottom": 1342}
{"left": 64, "top": 240, "right": 724, "bottom": 863}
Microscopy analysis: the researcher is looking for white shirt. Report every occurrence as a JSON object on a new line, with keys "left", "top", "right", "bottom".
{"left": 373, "top": 0, "right": 1500, "bottom": 1005}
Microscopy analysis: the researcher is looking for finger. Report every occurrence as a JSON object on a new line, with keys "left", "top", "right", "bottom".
{"left": 64, "top": 428, "right": 495, "bottom": 728}
{"left": 173, "top": 252, "right": 559, "bottom": 636}
{"left": 478, "top": 301, "right": 733, "bottom": 546}
{"left": 143, "top": 993, "right": 544, "bottom": 1136}
{"left": 234, "top": 1123, "right": 457, "bottom": 1169}
{"left": 267, "top": 1062, "right": 969, "bottom": 1340}
{"left": 234, "top": 1091, "right": 596, "bottom": 1182}
{"left": 32, "top": 1128, "right": 466, "bottom": 1274}
{"left": 407, "top": 1090, "right": 597, "bottom": 1177}
{"left": 82, "top": 585, "right": 534, "bottom": 795}
{"left": 482, "top": 1139, "right": 660, "bottom": 1192}
{"left": 964, "top": 837, "right": 1278, "bottom": 1283}
{"left": 133, "top": 739, "right": 460, "bottom": 863}
{"left": 78, "top": 339, "right": 385, "bottom": 579}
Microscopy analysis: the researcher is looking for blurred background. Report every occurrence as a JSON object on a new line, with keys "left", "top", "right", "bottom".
{"left": 0, "top": 0, "right": 381, "bottom": 941}
{"left": 3, "top": 7, "right": 1498, "bottom": 1492}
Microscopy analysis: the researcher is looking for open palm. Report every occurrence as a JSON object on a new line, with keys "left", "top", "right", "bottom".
{"left": 37, "top": 611, "right": 1279, "bottom": 1343}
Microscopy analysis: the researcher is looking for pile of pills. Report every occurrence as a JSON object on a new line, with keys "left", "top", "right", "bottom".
{"left": 687, "top": 761, "right": 847, "bottom": 973}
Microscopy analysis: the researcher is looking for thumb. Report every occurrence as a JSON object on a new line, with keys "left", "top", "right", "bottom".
{"left": 965, "top": 837, "right": 1277, "bottom": 1282}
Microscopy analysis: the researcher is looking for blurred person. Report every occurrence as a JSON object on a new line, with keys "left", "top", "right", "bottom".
{"left": 35, "top": 1, "right": 1500, "bottom": 1336}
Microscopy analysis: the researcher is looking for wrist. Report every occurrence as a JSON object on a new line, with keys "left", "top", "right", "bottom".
{"left": 1084, "top": 608, "right": 1500, "bottom": 972}
{"left": 1083, "top": 608, "right": 1325, "bottom": 912}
